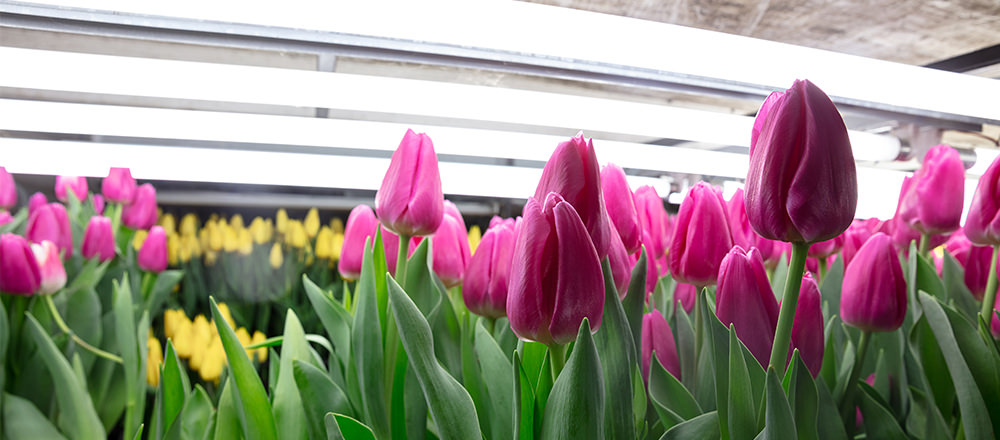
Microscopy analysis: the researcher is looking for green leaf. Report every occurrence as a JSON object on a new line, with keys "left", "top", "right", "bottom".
{"left": 857, "top": 383, "right": 908, "bottom": 440}
{"left": 593, "top": 258, "right": 636, "bottom": 440}
{"left": 907, "top": 385, "right": 952, "bottom": 440}
{"left": 514, "top": 351, "right": 537, "bottom": 440}
{"left": 474, "top": 323, "right": 514, "bottom": 440}
{"left": 157, "top": 341, "right": 188, "bottom": 440}
{"left": 210, "top": 298, "right": 278, "bottom": 440}
{"left": 352, "top": 238, "right": 389, "bottom": 439}
{"left": 63, "top": 287, "right": 103, "bottom": 372}
{"left": 273, "top": 310, "right": 313, "bottom": 440}
{"left": 540, "top": 319, "right": 604, "bottom": 440}
{"left": 728, "top": 326, "right": 758, "bottom": 440}
{"left": 675, "top": 307, "right": 697, "bottom": 392}
{"left": 214, "top": 379, "right": 242, "bottom": 440}
{"left": 387, "top": 275, "right": 483, "bottom": 440}
{"left": 325, "top": 413, "right": 376, "bottom": 440}
{"left": 2, "top": 392, "right": 68, "bottom": 440}
{"left": 181, "top": 385, "right": 215, "bottom": 440}
{"left": 756, "top": 369, "right": 795, "bottom": 440}
{"left": 24, "top": 314, "right": 105, "bottom": 439}
{"left": 909, "top": 314, "right": 955, "bottom": 420}
{"left": 145, "top": 270, "right": 184, "bottom": 319}
{"left": 660, "top": 411, "right": 721, "bottom": 440}
{"left": 786, "top": 352, "right": 819, "bottom": 440}
{"left": 941, "top": 252, "right": 980, "bottom": 320}
{"left": 814, "top": 381, "right": 847, "bottom": 440}
{"left": 700, "top": 289, "right": 731, "bottom": 439}
{"left": 771, "top": 254, "right": 789, "bottom": 301}
{"left": 648, "top": 354, "right": 701, "bottom": 430}
{"left": 633, "top": 364, "right": 647, "bottom": 435}
{"left": 623, "top": 246, "right": 649, "bottom": 356}
{"left": 302, "top": 275, "right": 353, "bottom": 370}
{"left": 294, "top": 360, "right": 355, "bottom": 440}
{"left": 113, "top": 277, "right": 142, "bottom": 440}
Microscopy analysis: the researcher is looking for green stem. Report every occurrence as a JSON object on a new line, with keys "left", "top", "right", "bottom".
{"left": 839, "top": 331, "right": 873, "bottom": 430}
{"left": 980, "top": 246, "right": 1000, "bottom": 321}
{"left": 396, "top": 234, "right": 411, "bottom": 287}
{"left": 768, "top": 241, "right": 809, "bottom": 376}
{"left": 484, "top": 317, "right": 497, "bottom": 337}
{"left": 818, "top": 259, "right": 828, "bottom": 284}
{"left": 547, "top": 343, "right": 568, "bottom": 380}
{"left": 44, "top": 294, "right": 123, "bottom": 364}
{"left": 918, "top": 233, "right": 931, "bottom": 258}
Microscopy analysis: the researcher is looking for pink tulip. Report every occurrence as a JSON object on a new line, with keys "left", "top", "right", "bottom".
{"left": 122, "top": 183, "right": 158, "bottom": 230}
{"left": 642, "top": 311, "right": 681, "bottom": 381}
{"left": 634, "top": 186, "right": 670, "bottom": 261}
{"left": 82, "top": 216, "right": 116, "bottom": 262}
{"left": 338, "top": 205, "right": 378, "bottom": 280}
{"left": 138, "top": 226, "right": 168, "bottom": 273}
{"left": 55, "top": 175, "right": 88, "bottom": 204}
{"left": 841, "top": 233, "right": 906, "bottom": 332}
{"left": 601, "top": 164, "right": 642, "bottom": 254}
{"left": 0, "top": 233, "right": 42, "bottom": 295}
{"left": 102, "top": 167, "right": 137, "bottom": 204}
{"left": 606, "top": 226, "right": 631, "bottom": 299}
{"left": 92, "top": 194, "right": 105, "bottom": 215}
{"left": 0, "top": 212, "right": 11, "bottom": 227}
{"left": 842, "top": 220, "right": 876, "bottom": 269}
{"left": 429, "top": 214, "right": 471, "bottom": 288}
{"left": 25, "top": 203, "right": 73, "bottom": 257}
{"left": 381, "top": 225, "right": 400, "bottom": 276}
{"left": 463, "top": 221, "right": 517, "bottom": 318}
{"left": 668, "top": 182, "right": 733, "bottom": 286}
{"left": 898, "top": 145, "right": 965, "bottom": 235}
{"left": 716, "top": 246, "right": 779, "bottom": 367}
{"left": 32, "top": 240, "right": 66, "bottom": 295}
{"left": 790, "top": 273, "right": 824, "bottom": 377}
{"left": 966, "top": 154, "right": 1000, "bottom": 246}
{"left": 375, "top": 129, "right": 444, "bottom": 237}
{"left": 809, "top": 235, "right": 843, "bottom": 259}
{"left": 674, "top": 282, "right": 696, "bottom": 314}
{"left": 944, "top": 230, "right": 993, "bottom": 300}
{"left": 28, "top": 192, "right": 47, "bottom": 215}
{"left": 0, "top": 167, "right": 16, "bottom": 210}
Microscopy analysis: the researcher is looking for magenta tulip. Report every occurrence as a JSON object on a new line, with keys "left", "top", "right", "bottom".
{"left": 463, "top": 221, "right": 517, "bottom": 318}
{"left": 716, "top": 246, "right": 779, "bottom": 367}
{"left": 375, "top": 129, "right": 444, "bottom": 238}
{"left": 28, "top": 192, "right": 47, "bottom": 215}
{"left": 507, "top": 192, "right": 604, "bottom": 345}
{"left": 606, "top": 226, "right": 631, "bottom": 299}
{"left": 55, "top": 175, "right": 88, "bottom": 204}
{"left": 898, "top": 145, "right": 965, "bottom": 235}
{"left": 430, "top": 214, "right": 471, "bottom": 288}
{"left": 809, "top": 235, "right": 843, "bottom": 259}
{"left": 32, "top": 240, "right": 66, "bottom": 295}
{"left": 745, "top": 80, "right": 857, "bottom": 244}
{"left": 635, "top": 185, "right": 670, "bottom": 261}
{"left": 381, "top": 225, "right": 400, "bottom": 276}
{"left": 944, "top": 230, "right": 993, "bottom": 300}
{"left": 642, "top": 311, "right": 681, "bottom": 381}
{"left": 966, "top": 154, "right": 1000, "bottom": 246}
{"left": 92, "top": 194, "right": 105, "bottom": 215}
{"left": 0, "top": 212, "right": 11, "bottom": 227}
{"left": 102, "top": 167, "right": 137, "bottom": 204}
{"left": 668, "top": 182, "right": 733, "bottom": 286}
{"left": 601, "top": 164, "right": 642, "bottom": 254}
{"left": 0, "top": 167, "right": 16, "bottom": 210}
{"left": 25, "top": 203, "right": 73, "bottom": 257}
{"left": 443, "top": 200, "right": 466, "bottom": 229}
{"left": 842, "top": 220, "right": 876, "bottom": 269}
{"left": 890, "top": 180, "right": 950, "bottom": 251}
{"left": 674, "top": 282, "right": 696, "bottom": 314}
{"left": 122, "top": 183, "right": 158, "bottom": 230}
{"left": 338, "top": 205, "right": 379, "bottom": 280}
{"left": 0, "top": 233, "right": 42, "bottom": 295}
{"left": 82, "top": 216, "right": 116, "bottom": 262}
{"left": 790, "top": 273, "right": 824, "bottom": 377}
{"left": 727, "top": 188, "right": 753, "bottom": 249}
{"left": 841, "top": 233, "right": 906, "bottom": 332}
{"left": 138, "top": 226, "right": 168, "bottom": 273}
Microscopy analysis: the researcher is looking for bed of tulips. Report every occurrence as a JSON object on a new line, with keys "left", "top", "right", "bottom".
{"left": 5, "top": 77, "right": 1000, "bottom": 440}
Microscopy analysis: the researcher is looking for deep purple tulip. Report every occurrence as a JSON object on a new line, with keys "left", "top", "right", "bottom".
{"left": 944, "top": 230, "right": 993, "bottom": 300}
{"left": 601, "top": 164, "right": 642, "bottom": 254}
{"left": 790, "top": 273, "right": 824, "bottom": 377}
{"left": 82, "top": 216, "right": 116, "bottom": 262}
{"left": 898, "top": 145, "right": 965, "bottom": 235}
{"left": 533, "top": 133, "right": 611, "bottom": 258}
{"left": 375, "top": 129, "right": 444, "bottom": 238}
{"left": 0, "top": 167, "right": 16, "bottom": 210}
{"left": 841, "top": 233, "right": 906, "bottom": 332}
{"left": 102, "top": 167, "right": 137, "bottom": 204}
{"left": 338, "top": 205, "right": 378, "bottom": 280}
{"left": 635, "top": 186, "right": 670, "bottom": 261}
{"left": 55, "top": 175, "right": 88, "bottom": 204}
{"left": 28, "top": 192, "right": 47, "bottom": 215}
{"left": 25, "top": 203, "right": 73, "bottom": 257}
{"left": 668, "top": 182, "right": 733, "bottom": 286}
{"left": 463, "top": 221, "right": 517, "bottom": 318}
{"left": 966, "top": 154, "right": 1000, "bottom": 246}
{"left": 0, "top": 233, "right": 42, "bottom": 295}
{"left": 716, "top": 246, "right": 779, "bottom": 367}
{"left": 430, "top": 214, "right": 471, "bottom": 288}
{"left": 122, "top": 183, "right": 158, "bottom": 230}
{"left": 745, "top": 80, "right": 857, "bottom": 243}
{"left": 674, "top": 282, "right": 696, "bottom": 314}
{"left": 642, "top": 311, "right": 681, "bottom": 381}
{"left": 138, "top": 226, "right": 168, "bottom": 273}
{"left": 32, "top": 240, "right": 66, "bottom": 295}
{"left": 507, "top": 192, "right": 604, "bottom": 345}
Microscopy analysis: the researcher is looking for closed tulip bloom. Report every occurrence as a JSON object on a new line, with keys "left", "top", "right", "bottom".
{"left": 304, "top": 208, "right": 321, "bottom": 239}
{"left": 26, "top": 203, "right": 73, "bottom": 257}
{"left": 463, "top": 221, "right": 516, "bottom": 318}
{"left": 642, "top": 311, "right": 681, "bottom": 381}
{"left": 668, "top": 182, "right": 734, "bottom": 287}
{"left": 745, "top": 80, "right": 857, "bottom": 243}
{"left": 381, "top": 225, "right": 400, "bottom": 276}
{"left": 966, "top": 154, "right": 1000, "bottom": 246}
{"left": 640, "top": 241, "right": 660, "bottom": 297}
{"left": 92, "top": 194, "right": 105, "bottom": 215}
{"left": 606, "top": 226, "right": 631, "bottom": 299}
{"left": 842, "top": 220, "right": 875, "bottom": 269}
{"left": 122, "top": 183, "right": 158, "bottom": 230}
{"left": 790, "top": 273, "right": 824, "bottom": 377}
{"left": 0, "top": 167, "right": 16, "bottom": 210}
{"left": 808, "top": 235, "right": 843, "bottom": 259}
{"left": 375, "top": 129, "right": 444, "bottom": 237}
{"left": 28, "top": 192, "right": 47, "bottom": 216}
{"left": 0, "top": 212, "right": 11, "bottom": 227}
{"left": 55, "top": 175, "right": 88, "bottom": 204}
{"left": 269, "top": 243, "right": 283, "bottom": 269}
{"left": 898, "top": 145, "right": 965, "bottom": 235}
{"left": 507, "top": 192, "right": 604, "bottom": 345}
{"left": 716, "top": 246, "right": 779, "bottom": 367}
{"left": 430, "top": 214, "right": 471, "bottom": 288}
{"left": 727, "top": 189, "right": 753, "bottom": 249}
{"left": 944, "top": 230, "right": 992, "bottom": 300}
{"left": 138, "top": 226, "right": 168, "bottom": 273}
{"left": 102, "top": 167, "right": 137, "bottom": 204}
{"left": 533, "top": 133, "right": 612, "bottom": 258}
{"left": 674, "top": 282, "right": 696, "bottom": 314}
{"left": 339, "top": 206, "right": 378, "bottom": 280}
{"left": 601, "top": 164, "right": 642, "bottom": 254}
{"left": 32, "top": 240, "right": 66, "bottom": 295}
{"left": 841, "top": 233, "right": 906, "bottom": 332}
{"left": 82, "top": 216, "right": 116, "bottom": 262}
{"left": 0, "top": 233, "right": 42, "bottom": 295}
{"left": 443, "top": 200, "right": 466, "bottom": 230}
{"left": 635, "top": 186, "right": 670, "bottom": 260}
{"left": 890, "top": 181, "right": 950, "bottom": 251}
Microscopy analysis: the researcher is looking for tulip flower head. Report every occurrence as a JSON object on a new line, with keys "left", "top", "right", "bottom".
{"left": 32, "top": 240, "right": 66, "bottom": 295}
{"left": 634, "top": 186, "right": 670, "bottom": 260}
{"left": 102, "top": 167, "right": 137, "bottom": 204}
{"left": 642, "top": 310, "right": 681, "bottom": 382}
{"left": 122, "top": 183, "right": 158, "bottom": 230}
{"left": 429, "top": 214, "right": 471, "bottom": 288}
{"left": 841, "top": 233, "right": 906, "bottom": 332}
{"left": 943, "top": 230, "right": 993, "bottom": 300}
{"left": 745, "top": 80, "right": 857, "bottom": 244}
{"left": 338, "top": 205, "right": 379, "bottom": 280}
{"left": 0, "top": 212, "right": 11, "bottom": 227}
{"left": 842, "top": 220, "right": 876, "bottom": 269}
{"left": 507, "top": 192, "right": 604, "bottom": 345}
{"left": 26, "top": 202, "right": 73, "bottom": 257}
{"left": 606, "top": 226, "right": 632, "bottom": 299}
{"left": 92, "top": 194, "right": 105, "bottom": 215}
{"left": 55, "top": 175, "right": 88, "bottom": 204}
{"left": 601, "top": 163, "right": 643, "bottom": 254}
{"left": 674, "top": 282, "right": 696, "bottom": 314}
{"left": 0, "top": 167, "right": 16, "bottom": 210}
{"left": 375, "top": 129, "right": 444, "bottom": 237}
{"left": 82, "top": 216, "right": 116, "bottom": 262}
{"left": 463, "top": 220, "right": 517, "bottom": 318}
{"left": 668, "top": 182, "right": 733, "bottom": 287}
{"left": 790, "top": 273, "right": 824, "bottom": 377}
{"left": 138, "top": 226, "right": 168, "bottom": 273}
{"left": 715, "top": 246, "right": 779, "bottom": 367}
{"left": 897, "top": 145, "right": 965, "bottom": 235}
{"left": 966, "top": 154, "right": 1000, "bottom": 246}
{"left": 0, "top": 233, "right": 42, "bottom": 295}
{"left": 28, "top": 192, "right": 47, "bottom": 215}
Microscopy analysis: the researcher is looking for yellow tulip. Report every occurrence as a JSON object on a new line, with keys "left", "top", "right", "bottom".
{"left": 204, "top": 250, "right": 218, "bottom": 266}
{"left": 172, "top": 318, "right": 194, "bottom": 359}
{"left": 146, "top": 336, "right": 163, "bottom": 387}
{"left": 249, "top": 217, "right": 269, "bottom": 244}
{"left": 331, "top": 232, "right": 345, "bottom": 261}
{"left": 276, "top": 209, "right": 289, "bottom": 234}
{"left": 236, "top": 327, "right": 253, "bottom": 360}
{"left": 215, "top": 303, "right": 237, "bottom": 330}
{"left": 199, "top": 337, "right": 226, "bottom": 383}
{"left": 166, "top": 232, "right": 180, "bottom": 266}
{"left": 132, "top": 229, "right": 148, "bottom": 251}
{"left": 206, "top": 221, "right": 223, "bottom": 252}
{"left": 269, "top": 243, "right": 283, "bottom": 269}
{"left": 164, "top": 309, "right": 188, "bottom": 340}
{"left": 468, "top": 225, "right": 482, "bottom": 255}
{"left": 222, "top": 223, "right": 239, "bottom": 253}
{"left": 285, "top": 220, "right": 307, "bottom": 249}
{"left": 159, "top": 213, "right": 177, "bottom": 236}
{"left": 304, "top": 208, "right": 320, "bottom": 239}
{"left": 178, "top": 234, "right": 200, "bottom": 263}
{"left": 179, "top": 213, "right": 199, "bottom": 236}
{"left": 330, "top": 217, "right": 345, "bottom": 235}
{"left": 251, "top": 331, "right": 268, "bottom": 362}
{"left": 315, "top": 226, "right": 334, "bottom": 259}
{"left": 230, "top": 214, "right": 245, "bottom": 231}
{"left": 265, "top": 219, "right": 274, "bottom": 241}
{"left": 237, "top": 229, "right": 253, "bottom": 255}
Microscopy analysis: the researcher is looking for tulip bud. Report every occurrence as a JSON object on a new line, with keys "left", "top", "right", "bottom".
{"left": 716, "top": 246, "right": 779, "bottom": 367}
{"left": 338, "top": 205, "right": 378, "bottom": 280}
{"left": 138, "top": 226, "right": 168, "bottom": 273}
{"left": 0, "top": 233, "right": 42, "bottom": 295}
{"left": 789, "top": 273, "right": 824, "bottom": 377}
{"left": 668, "top": 182, "right": 734, "bottom": 287}
{"left": 607, "top": 226, "right": 631, "bottom": 299}
{"left": 285, "top": 220, "right": 307, "bottom": 249}
{"left": 842, "top": 220, "right": 876, "bottom": 269}
{"left": 601, "top": 164, "right": 642, "bottom": 254}
{"left": 0, "top": 167, "right": 16, "bottom": 210}
{"left": 467, "top": 225, "right": 482, "bottom": 254}
{"left": 375, "top": 129, "right": 444, "bottom": 237}
{"left": 31, "top": 240, "right": 66, "bottom": 295}
{"left": 28, "top": 192, "right": 47, "bottom": 216}
{"left": 0, "top": 212, "right": 11, "bottom": 227}
{"left": 966, "top": 154, "right": 1000, "bottom": 246}
{"left": 82, "top": 216, "right": 116, "bottom": 262}
{"left": 463, "top": 221, "right": 517, "bottom": 318}
{"left": 898, "top": 145, "right": 965, "bottom": 235}
{"left": 102, "top": 167, "right": 137, "bottom": 204}
{"left": 745, "top": 80, "right": 857, "bottom": 243}
{"left": 634, "top": 186, "right": 670, "bottom": 261}
{"left": 841, "top": 233, "right": 906, "bottom": 332}
{"left": 315, "top": 226, "right": 335, "bottom": 259}
{"left": 429, "top": 214, "right": 471, "bottom": 288}
{"left": 808, "top": 235, "right": 843, "bottom": 259}
{"left": 674, "top": 283, "right": 696, "bottom": 314}
{"left": 304, "top": 208, "right": 320, "bottom": 239}
{"left": 534, "top": 133, "right": 612, "bottom": 258}
{"left": 122, "top": 183, "right": 158, "bottom": 230}
{"left": 889, "top": 180, "right": 950, "bottom": 251}
{"left": 507, "top": 192, "right": 604, "bottom": 345}
{"left": 275, "top": 209, "right": 289, "bottom": 235}
{"left": 726, "top": 189, "right": 752, "bottom": 249}
{"left": 269, "top": 243, "right": 283, "bottom": 269}
{"left": 381, "top": 225, "right": 401, "bottom": 276}
{"left": 26, "top": 203, "right": 73, "bottom": 257}
{"left": 443, "top": 200, "right": 466, "bottom": 230}
{"left": 55, "top": 175, "right": 88, "bottom": 204}
{"left": 642, "top": 311, "right": 681, "bottom": 381}
{"left": 944, "top": 230, "right": 993, "bottom": 300}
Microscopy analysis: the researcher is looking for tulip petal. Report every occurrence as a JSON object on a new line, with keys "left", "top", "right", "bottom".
{"left": 507, "top": 198, "right": 556, "bottom": 344}
{"left": 549, "top": 201, "right": 604, "bottom": 344}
